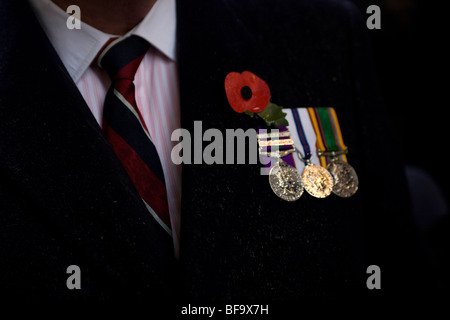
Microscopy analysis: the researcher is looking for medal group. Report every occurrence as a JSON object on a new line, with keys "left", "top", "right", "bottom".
{"left": 258, "top": 107, "right": 359, "bottom": 202}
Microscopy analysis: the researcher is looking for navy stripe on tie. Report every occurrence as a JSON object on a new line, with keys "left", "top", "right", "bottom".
{"left": 103, "top": 88, "right": 165, "bottom": 183}
{"left": 100, "top": 36, "right": 150, "bottom": 79}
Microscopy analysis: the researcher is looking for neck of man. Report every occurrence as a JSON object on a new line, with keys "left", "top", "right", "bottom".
{"left": 52, "top": 0, "right": 157, "bottom": 35}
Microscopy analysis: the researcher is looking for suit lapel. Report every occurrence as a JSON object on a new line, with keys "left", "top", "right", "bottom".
{"left": 0, "top": 0, "right": 175, "bottom": 297}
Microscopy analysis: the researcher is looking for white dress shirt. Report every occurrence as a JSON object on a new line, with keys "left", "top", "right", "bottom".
{"left": 29, "top": 0, "right": 182, "bottom": 256}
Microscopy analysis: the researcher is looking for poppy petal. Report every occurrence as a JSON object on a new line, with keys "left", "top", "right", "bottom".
{"left": 225, "top": 71, "right": 271, "bottom": 113}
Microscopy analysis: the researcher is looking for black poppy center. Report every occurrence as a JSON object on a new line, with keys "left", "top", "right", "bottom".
{"left": 241, "top": 86, "right": 253, "bottom": 100}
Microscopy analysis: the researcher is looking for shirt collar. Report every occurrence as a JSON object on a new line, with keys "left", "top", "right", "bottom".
{"left": 29, "top": 0, "right": 177, "bottom": 83}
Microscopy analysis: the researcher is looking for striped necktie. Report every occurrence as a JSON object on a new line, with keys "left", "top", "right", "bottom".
{"left": 98, "top": 35, "right": 172, "bottom": 238}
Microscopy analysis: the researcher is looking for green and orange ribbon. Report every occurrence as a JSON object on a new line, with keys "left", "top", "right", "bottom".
{"left": 307, "top": 107, "right": 348, "bottom": 167}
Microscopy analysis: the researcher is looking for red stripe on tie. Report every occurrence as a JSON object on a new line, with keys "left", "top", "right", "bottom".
{"left": 113, "top": 55, "right": 150, "bottom": 134}
{"left": 104, "top": 121, "right": 171, "bottom": 228}
{"left": 114, "top": 55, "right": 146, "bottom": 81}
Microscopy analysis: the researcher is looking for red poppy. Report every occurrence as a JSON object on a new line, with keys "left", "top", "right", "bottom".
{"left": 224, "top": 71, "right": 271, "bottom": 113}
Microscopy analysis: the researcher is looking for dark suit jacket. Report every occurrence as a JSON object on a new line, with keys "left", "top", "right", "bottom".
{"left": 0, "top": 0, "right": 422, "bottom": 301}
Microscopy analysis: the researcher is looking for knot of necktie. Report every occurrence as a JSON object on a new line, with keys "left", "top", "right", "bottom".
{"left": 98, "top": 35, "right": 150, "bottom": 81}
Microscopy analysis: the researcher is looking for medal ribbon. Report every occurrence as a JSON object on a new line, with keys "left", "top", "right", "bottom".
{"left": 291, "top": 108, "right": 311, "bottom": 161}
{"left": 307, "top": 107, "right": 347, "bottom": 166}
{"left": 258, "top": 126, "right": 296, "bottom": 173}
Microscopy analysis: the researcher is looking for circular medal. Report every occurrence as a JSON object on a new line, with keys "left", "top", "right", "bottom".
{"left": 302, "top": 164, "right": 333, "bottom": 198}
{"left": 327, "top": 160, "right": 359, "bottom": 198}
{"left": 269, "top": 160, "right": 304, "bottom": 201}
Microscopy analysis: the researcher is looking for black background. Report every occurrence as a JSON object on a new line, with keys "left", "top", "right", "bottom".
{"left": 353, "top": 0, "right": 449, "bottom": 290}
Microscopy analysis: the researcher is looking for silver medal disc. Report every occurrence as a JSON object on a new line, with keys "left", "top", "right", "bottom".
{"left": 269, "top": 161, "right": 304, "bottom": 201}
{"left": 327, "top": 160, "right": 359, "bottom": 198}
